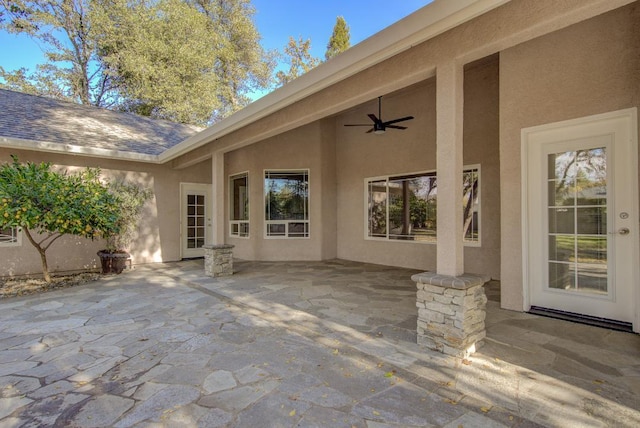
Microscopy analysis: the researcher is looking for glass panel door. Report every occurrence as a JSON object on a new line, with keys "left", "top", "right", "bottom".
{"left": 186, "top": 194, "right": 206, "bottom": 249}
{"left": 547, "top": 148, "right": 608, "bottom": 295}
{"left": 524, "top": 109, "right": 638, "bottom": 328}
{"left": 181, "top": 183, "right": 211, "bottom": 258}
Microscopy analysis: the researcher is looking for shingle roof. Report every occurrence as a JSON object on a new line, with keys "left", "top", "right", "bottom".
{"left": 0, "top": 89, "right": 202, "bottom": 156}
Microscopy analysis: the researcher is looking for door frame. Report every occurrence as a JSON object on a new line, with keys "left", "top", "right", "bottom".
{"left": 180, "top": 182, "right": 213, "bottom": 259}
{"left": 521, "top": 108, "right": 639, "bottom": 332}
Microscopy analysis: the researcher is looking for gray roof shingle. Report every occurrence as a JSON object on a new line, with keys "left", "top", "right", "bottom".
{"left": 0, "top": 89, "right": 202, "bottom": 156}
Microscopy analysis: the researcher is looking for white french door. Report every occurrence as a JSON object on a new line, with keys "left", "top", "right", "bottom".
{"left": 523, "top": 109, "right": 638, "bottom": 331}
{"left": 180, "top": 183, "right": 212, "bottom": 258}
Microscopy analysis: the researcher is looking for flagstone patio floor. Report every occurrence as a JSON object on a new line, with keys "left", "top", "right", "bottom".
{"left": 0, "top": 259, "right": 638, "bottom": 427}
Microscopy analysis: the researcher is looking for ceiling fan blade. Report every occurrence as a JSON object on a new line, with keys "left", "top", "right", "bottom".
{"left": 366, "top": 128, "right": 375, "bottom": 133}
{"left": 386, "top": 125, "right": 408, "bottom": 130}
{"left": 367, "top": 114, "right": 380, "bottom": 123}
{"left": 383, "top": 116, "right": 414, "bottom": 126}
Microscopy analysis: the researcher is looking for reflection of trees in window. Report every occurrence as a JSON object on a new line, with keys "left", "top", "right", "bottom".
{"left": 547, "top": 148, "right": 608, "bottom": 292}
{"left": 230, "top": 173, "right": 249, "bottom": 237}
{"left": 463, "top": 168, "right": 479, "bottom": 242}
{"left": 387, "top": 174, "right": 437, "bottom": 241}
{"left": 551, "top": 149, "right": 606, "bottom": 206}
{"left": 0, "top": 227, "right": 20, "bottom": 245}
{"left": 265, "top": 171, "right": 309, "bottom": 238}
{"left": 368, "top": 180, "right": 387, "bottom": 237}
{"left": 367, "top": 167, "right": 479, "bottom": 243}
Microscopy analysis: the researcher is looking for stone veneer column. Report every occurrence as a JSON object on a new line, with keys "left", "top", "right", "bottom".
{"left": 413, "top": 272, "right": 489, "bottom": 358}
{"left": 203, "top": 244, "right": 234, "bottom": 277}
{"left": 414, "top": 60, "right": 488, "bottom": 358}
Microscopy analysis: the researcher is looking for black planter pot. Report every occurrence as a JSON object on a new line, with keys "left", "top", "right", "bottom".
{"left": 97, "top": 251, "right": 131, "bottom": 274}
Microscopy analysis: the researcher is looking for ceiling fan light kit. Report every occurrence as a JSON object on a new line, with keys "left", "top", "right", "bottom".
{"left": 344, "top": 96, "right": 414, "bottom": 134}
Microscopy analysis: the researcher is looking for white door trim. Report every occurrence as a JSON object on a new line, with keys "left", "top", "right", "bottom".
{"left": 180, "top": 183, "right": 213, "bottom": 259}
{"left": 521, "top": 108, "right": 639, "bottom": 331}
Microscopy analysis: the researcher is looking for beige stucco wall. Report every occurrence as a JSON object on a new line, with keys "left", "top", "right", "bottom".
{"left": 167, "top": 0, "right": 638, "bottom": 319}
{"left": 9, "top": 0, "right": 624, "bottom": 309}
{"left": 225, "top": 121, "right": 337, "bottom": 261}
{"left": 334, "top": 57, "right": 500, "bottom": 276}
{"left": 335, "top": 82, "right": 438, "bottom": 270}
{"left": 463, "top": 56, "right": 501, "bottom": 279}
{"left": 499, "top": 3, "right": 640, "bottom": 310}
{"left": 220, "top": 58, "right": 501, "bottom": 274}
{"left": 0, "top": 149, "right": 210, "bottom": 277}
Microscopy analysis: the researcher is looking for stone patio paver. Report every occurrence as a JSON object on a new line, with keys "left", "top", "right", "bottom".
{"left": 0, "top": 259, "right": 638, "bottom": 427}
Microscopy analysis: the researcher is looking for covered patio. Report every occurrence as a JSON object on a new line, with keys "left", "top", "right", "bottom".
{"left": 0, "top": 260, "right": 638, "bottom": 426}
{"left": 167, "top": 259, "right": 640, "bottom": 425}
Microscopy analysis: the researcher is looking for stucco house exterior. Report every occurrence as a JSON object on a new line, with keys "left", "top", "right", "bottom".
{"left": 1, "top": 0, "right": 639, "bottom": 336}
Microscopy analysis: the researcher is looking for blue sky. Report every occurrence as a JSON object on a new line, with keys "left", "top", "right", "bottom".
{"left": 0, "top": 1, "right": 431, "bottom": 84}
{"left": 251, "top": 0, "right": 432, "bottom": 59}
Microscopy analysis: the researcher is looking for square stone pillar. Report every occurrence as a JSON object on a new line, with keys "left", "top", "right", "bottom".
{"left": 413, "top": 272, "right": 489, "bottom": 358}
{"left": 204, "top": 244, "right": 234, "bottom": 277}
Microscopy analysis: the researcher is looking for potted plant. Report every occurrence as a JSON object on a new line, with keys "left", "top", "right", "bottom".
{"left": 98, "top": 181, "right": 153, "bottom": 274}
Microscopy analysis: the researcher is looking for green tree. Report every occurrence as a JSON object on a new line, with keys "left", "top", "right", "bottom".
{"left": 91, "top": 0, "right": 222, "bottom": 124}
{"left": 0, "top": 0, "right": 273, "bottom": 125}
{"left": 0, "top": 64, "right": 69, "bottom": 99}
{"left": 325, "top": 16, "right": 350, "bottom": 60}
{"left": 0, "top": 156, "right": 121, "bottom": 282}
{"left": 275, "top": 36, "right": 320, "bottom": 87}
{"left": 93, "top": 0, "right": 274, "bottom": 124}
{"left": 191, "top": 0, "right": 275, "bottom": 121}
{"left": 0, "top": 0, "right": 115, "bottom": 106}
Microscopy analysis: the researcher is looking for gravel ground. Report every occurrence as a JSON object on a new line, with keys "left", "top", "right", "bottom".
{"left": 0, "top": 272, "right": 101, "bottom": 298}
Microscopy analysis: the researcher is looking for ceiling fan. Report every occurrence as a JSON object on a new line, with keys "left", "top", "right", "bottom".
{"left": 344, "top": 96, "right": 414, "bottom": 134}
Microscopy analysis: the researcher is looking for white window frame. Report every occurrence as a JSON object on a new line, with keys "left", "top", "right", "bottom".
{"left": 264, "top": 169, "right": 310, "bottom": 239}
{"left": 365, "top": 169, "right": 437, "bottom": 243}
{"left": 364, "top": 165, "right": 481, "bottom": 246}
{"left": 0, "top": 226, "right": 22, "bottom": 247}
{"left": 463, "top": 164, "right": 481, "bottom": 246}
{"left": 229, "top": 172, "right": 250, "bottom": 238}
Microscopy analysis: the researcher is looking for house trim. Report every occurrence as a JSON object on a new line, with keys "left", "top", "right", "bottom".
{"left": 2, "top": 1, "right": 511, "bottom": 166}
{"left": 0, "top": 136, "right": 160, "bottom": 163}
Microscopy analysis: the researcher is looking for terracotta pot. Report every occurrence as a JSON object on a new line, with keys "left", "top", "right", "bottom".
{"left": 97, "top": 251, "right": 131, "bottom": 274}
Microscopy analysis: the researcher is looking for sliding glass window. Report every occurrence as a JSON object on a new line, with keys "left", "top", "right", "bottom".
{"left": 366, "top": 166, "right": 480, "bottom": 244}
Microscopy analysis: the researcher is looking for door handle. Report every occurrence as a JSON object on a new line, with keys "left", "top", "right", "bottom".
{"left": 618, "top": 227, "right": 630, "bottom": 235}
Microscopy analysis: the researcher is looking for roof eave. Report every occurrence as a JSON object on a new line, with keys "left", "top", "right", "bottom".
{"left": 0, "top": 137, "right": 161, "bottom": 164}
{"left": 158, "top": 0, "right": 511, "bottom": 163}
{"left": 0, "top": 0, "right": 510, "bottom": 165}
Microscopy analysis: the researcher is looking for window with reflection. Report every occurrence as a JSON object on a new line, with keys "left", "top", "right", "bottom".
{"left": 547, "top": 148, "right": 608, "bottom": 295}
{"left": 0, "top": 227, "right": 20, "bottom": 246}
{"left": 264, "top": 170, "right": 309, "bottom": 238}
{"left": 229, "top": 173, "right": 249, "bottom": 237}
{"left": 367, "top": 167, "right": 480, "bottom": 243}
{"left": 463, "top": 168, "right": 480, "bottom": 243}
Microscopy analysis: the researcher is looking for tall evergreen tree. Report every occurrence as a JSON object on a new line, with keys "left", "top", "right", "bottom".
{"left": 325, "top": 16, "right": 350, "bottom": 61}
